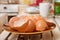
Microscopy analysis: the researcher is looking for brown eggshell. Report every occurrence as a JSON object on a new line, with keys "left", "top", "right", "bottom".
{"left": 24, "top": 19, "right": 35, "bottom": 32}
{"left": 9, "top": 17, "right": 20, "bottom": 27}
{"left": 9, "top": 16, "right": 29, "bottom": 32}
{"left": 28, "top": 15, "right": 46, "bottom": 24}
{"left": 9, "top": 16, "right": 35, "bottom": 33}
{"left": 36, "top": 20, "right": 48, "bottom": 31}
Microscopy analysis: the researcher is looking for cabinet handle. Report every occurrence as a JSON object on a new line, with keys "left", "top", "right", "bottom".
{"left": 4, "top": 7, "right": 7, "bottom": 9}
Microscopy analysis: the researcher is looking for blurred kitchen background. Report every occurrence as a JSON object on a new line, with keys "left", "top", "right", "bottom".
{"left": 0, "top": 0, "right": 54, "bottom": 21}
{"left": 0, "top": 0, "right": 60, "bottom": 40}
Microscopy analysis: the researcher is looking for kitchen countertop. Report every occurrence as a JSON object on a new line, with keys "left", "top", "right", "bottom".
{"left": 0, "top": 17, "right": 60, "bottom": 40}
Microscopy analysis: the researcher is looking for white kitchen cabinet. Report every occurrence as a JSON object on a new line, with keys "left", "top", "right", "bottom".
{"left": 0, "top": 4, "right": 18, "bottom": 12}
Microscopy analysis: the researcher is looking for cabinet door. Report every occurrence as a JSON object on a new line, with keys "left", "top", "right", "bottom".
{"left": 0, "top": 5, "right": 18, "bottom": 12}
{"left": 7, "top": 5, "right": 18, "bottom": 12}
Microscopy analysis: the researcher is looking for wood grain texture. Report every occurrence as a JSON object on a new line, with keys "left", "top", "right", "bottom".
{"left": 0, "top": 0, "right": 8, "bottom": 4}
{"left": 0, "top": 30, "right": 10, "bottom": 40}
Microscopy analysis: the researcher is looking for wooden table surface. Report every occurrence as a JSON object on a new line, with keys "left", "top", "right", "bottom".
{"left": 0, "top": 17, "right": 60, "bottom": 40}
